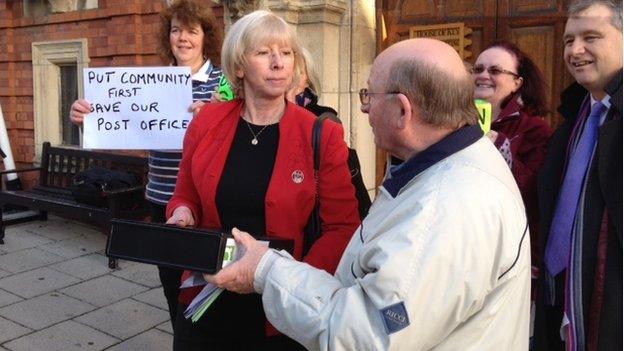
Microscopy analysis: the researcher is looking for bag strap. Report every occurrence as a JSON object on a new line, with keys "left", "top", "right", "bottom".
{"left": 303, "top": 116, "right": 326, "bottom": 256}
{"left": 313, "top": 116, "right": 327, "bottom": 172}
{"left": 317, "top": 111, "right": 338, "bottom": 124}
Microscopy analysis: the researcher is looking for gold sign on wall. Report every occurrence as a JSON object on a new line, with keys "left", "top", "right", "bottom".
{"left": 409, "top": 22, "right": 473, "bottom": 59}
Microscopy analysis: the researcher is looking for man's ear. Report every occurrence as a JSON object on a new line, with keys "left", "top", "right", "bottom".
{"left": 396, "top": 93, "right": 412, "bottom": 129}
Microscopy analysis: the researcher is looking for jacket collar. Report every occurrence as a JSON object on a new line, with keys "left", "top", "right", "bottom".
{"left": 605, "top": 68, "right": 623, "bottom": 116}
{"left": 494, "top": 94, "right": 522, "bottom": 124}
{"left": 558, "top": 69, "right": 623, "bottom": 121}
{"left": 382, "top": 125, "right": 483, "bottom": 198}
{"left": 190, "top": 60, "right": 213, "bottom": 82}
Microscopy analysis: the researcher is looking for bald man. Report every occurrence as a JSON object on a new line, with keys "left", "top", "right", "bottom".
{"left": 206, "top": 39, "right": 531, "bottom": 350}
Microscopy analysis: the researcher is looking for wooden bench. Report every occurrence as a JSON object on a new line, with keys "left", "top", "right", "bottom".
{"left": 0, "top": 142, "right": 149, "bottom": 268}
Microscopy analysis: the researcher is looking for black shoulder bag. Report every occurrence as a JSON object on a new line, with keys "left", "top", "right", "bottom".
{"left": 302, "top": 116, "right": 326, "bottom": 256}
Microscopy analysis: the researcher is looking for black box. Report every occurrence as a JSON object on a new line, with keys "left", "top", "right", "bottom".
{"left": 106, "top": 219, "right": 293, "bottom": 273}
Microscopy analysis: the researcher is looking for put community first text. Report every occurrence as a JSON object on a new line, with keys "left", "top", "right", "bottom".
{"left": 87, "top": 70, "right": 192, "bottom": 132}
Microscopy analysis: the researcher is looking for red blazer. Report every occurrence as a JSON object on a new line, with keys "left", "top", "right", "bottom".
{"left": 167, "top": 99, "right": 360, "bottom": 303}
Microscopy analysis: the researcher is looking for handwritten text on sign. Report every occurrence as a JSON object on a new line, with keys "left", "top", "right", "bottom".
{"left": 83, "top": 66, "right": 193, "bottom": 149}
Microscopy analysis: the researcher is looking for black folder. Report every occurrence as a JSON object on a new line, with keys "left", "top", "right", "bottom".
{"left": 106, "top": 219, "right": 294, "bottom": 273}
{"left": 106, "top": 219, "right": 226, "bottom": 273}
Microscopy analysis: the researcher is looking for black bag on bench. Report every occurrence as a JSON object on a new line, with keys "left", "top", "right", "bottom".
{"left": 70, "top": 166, "right": 139, "bottom": 207}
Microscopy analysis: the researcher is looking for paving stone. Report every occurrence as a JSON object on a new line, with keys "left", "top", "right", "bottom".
{"left": 38, "top": 234, "right": 107, "bottom": 259}
{"left": 0, "top": 269, "right": 10, "bottom": 279}
{"left": 20, "top": 216, "right": 97, "bottom": 241}
{"left": 112, "top": 263, "right": 161, "bottom": 288}
{"left": 0, "top": 289, "right": 22, "bottom": 308}
{"left": 155, "top": 321, "right": 173, "bottom": 335}
{"left": 0, "top": 316, "right": 31, "bottom": 344}
{"left": 60, "top": 275, "right": 147, "bottom": 307}
{"left": 0, "top": 292, "right": 95, "bottom": 330}
{"left": 132, "top": 287, "right": 168, "bottom": 311}
{"left": 0, "top": 267, "right": 80, "bottom": 299}
{"left": 0, "top": 248, "right": 66, "bottom": 273}
{"left": 75, "top": 299, "right": 168, "bottom": 340}
{"left": 49, "top": 253, "right": 112, "bottom": 280}
{"left": 3, "top": 320, "right": 118, "bottom": 351}
{"left": 0, "top": 230, "right": 53, "bottom": 253}
{"left": 104, "top": 328, "right": 172, "bottom": 351}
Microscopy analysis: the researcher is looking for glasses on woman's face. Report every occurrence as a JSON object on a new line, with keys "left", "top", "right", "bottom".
{"left": 470, "top": 65, "right": 519, "bottom": 78}
{"left": 359, "top": 88, "right": 400, "bottom": 105}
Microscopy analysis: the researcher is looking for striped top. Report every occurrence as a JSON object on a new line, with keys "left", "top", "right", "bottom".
{"left": 145, "top": 60, "right": 222, "bottom": 205}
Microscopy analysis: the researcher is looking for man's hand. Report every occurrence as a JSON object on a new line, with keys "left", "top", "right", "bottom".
{"left": 166, "top": 206, "right": 195, "bottom": 227}
{"left": 204, "top": 228, "right": 269, "bottom": 294}
{"left": 70, "top": 99, "right": 91, "bottom": 125}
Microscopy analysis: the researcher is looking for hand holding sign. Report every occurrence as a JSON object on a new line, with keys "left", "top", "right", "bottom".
{"left": 83, "top": 66, "right": 193, "bottom": 149}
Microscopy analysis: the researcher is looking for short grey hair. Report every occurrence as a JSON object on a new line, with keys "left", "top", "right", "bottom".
{"left": 221, "top": 10, "right": 303, "bottom": 93}
{"left": 385, "top": 58, "right": 478, "bottom": 129}
{"left": 569, "top": 0, "right": 622, "bottom": 31}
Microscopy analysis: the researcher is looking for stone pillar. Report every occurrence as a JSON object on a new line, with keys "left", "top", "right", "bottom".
{"left": 220, "top": 0, "right": 377, "bottom": 194}
{"left": 344, "top": 1, "right": 376, "bottom": 195}
{"left": 268, "top": 0, "right": 376, "bottom": 194}
{"left": 221, "top": 0, "right": 258, "bottom": 28}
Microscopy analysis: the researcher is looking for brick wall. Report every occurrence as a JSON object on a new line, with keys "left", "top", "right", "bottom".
{"left": 0, "top": 0, "right": 223, "bottom": 187}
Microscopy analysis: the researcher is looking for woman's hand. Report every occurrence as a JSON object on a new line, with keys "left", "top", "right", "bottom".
{"left": 189, "top": 101, "right": 206, "bottom": 116}
{"left": 204, "top": 228, "right": 269, "bottom": 294}
{"left": 69, "top": 99, "right": 92, "bottom": 125}
{"left": 486, "top": 130, "right": 499, "bottom": 143}
{"left": 166, "top": 206, "right": 195, "bottom": 227}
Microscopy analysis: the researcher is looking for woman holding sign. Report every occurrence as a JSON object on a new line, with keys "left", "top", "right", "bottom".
{"left": 166, "top": 10, "right": 359, "bottom": 351}
{"left": 69, "top": 0, "right": 223, "bottom": 329}
{"left": 471, "top": 42, "right": 552, "bottom": 299}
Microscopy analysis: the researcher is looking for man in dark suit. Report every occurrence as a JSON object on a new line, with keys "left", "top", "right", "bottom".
{"left": 535, "top": 0, "right": 622, "bottom": 350}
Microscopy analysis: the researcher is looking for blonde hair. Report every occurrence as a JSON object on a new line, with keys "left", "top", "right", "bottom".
{"left": 298, "top": 47, "right": 322, "bottom": 97}
{"left": 221, "top": 10, "right": 303, "bottom": 93}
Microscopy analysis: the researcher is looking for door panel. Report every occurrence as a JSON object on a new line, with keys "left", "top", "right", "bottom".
{"left": 508, "top": 25, "right": 556, "bottom": 118}
{"left": 376, "top": 0, "right": 571, "bottom": 185}
{"left": 510, "top": 0, "right": 558, "bottom": 12}
{"left": 499, "top": 0, "right": 569, "bottom": 126}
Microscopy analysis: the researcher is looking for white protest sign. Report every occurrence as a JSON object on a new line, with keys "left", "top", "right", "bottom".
{"left": 83, "top": 66, "right": 193, "bottom": 149}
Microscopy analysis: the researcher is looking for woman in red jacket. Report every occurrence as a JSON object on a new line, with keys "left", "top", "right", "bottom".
{"left": 472, "top": 42, "right": 552, "bottom": 273}
{"left": 166, "top": 10, "right": 360, "bottom": 351}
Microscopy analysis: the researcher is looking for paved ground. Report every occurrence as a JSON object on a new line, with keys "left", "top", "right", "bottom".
{"left": 0, "top": 215, "right": 174, "bottom": 351}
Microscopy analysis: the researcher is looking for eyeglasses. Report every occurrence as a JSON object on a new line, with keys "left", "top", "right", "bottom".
{"left": 470, "top": 65, "right": 519, "bottom": 78}
{"left": 359, "top": 88, "right": 400, "bottom": 105}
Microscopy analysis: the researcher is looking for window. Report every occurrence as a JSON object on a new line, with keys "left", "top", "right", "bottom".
{"left": 24, "top": 0, "right": 99, "bottom": 17}
{"left": 31, "top": 39, "right": 89, "bottom": 160}
{"left": 60, "top": 65, "right": 80, "bottom": 146}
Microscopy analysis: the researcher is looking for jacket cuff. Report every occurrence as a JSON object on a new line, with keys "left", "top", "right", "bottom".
{"left": 254, "top": 249, "right": 278, "bottom": 293}
{"left": 254, "top": 249, "right": 293, "bottom": 293}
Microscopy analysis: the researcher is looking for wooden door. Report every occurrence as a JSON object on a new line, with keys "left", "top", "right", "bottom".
{"left": 375, "top": 0, "right": 571, "bottom": 185}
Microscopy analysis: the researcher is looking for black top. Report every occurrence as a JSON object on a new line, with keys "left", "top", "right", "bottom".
{"left": 215, "top": 118, "right": 279, "bottom": 237}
